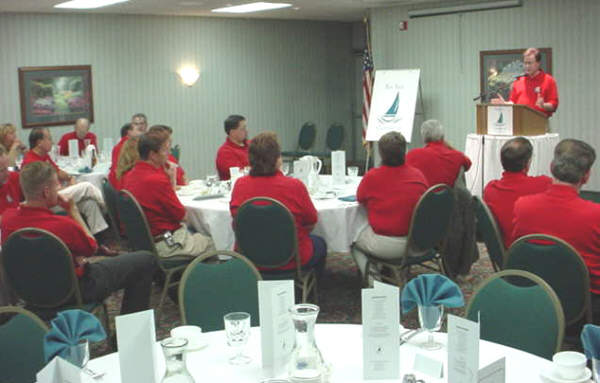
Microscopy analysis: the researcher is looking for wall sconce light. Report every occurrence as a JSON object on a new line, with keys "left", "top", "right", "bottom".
{"left": 178, "top": 66, "right": 200, "bottom": 87}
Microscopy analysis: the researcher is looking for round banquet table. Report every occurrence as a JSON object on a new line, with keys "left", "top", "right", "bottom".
{"left": 177, "top": 176, "right": 368, "bottom": 253}
{"left": 87, "top": 323, "right": 555, "bottom": 383}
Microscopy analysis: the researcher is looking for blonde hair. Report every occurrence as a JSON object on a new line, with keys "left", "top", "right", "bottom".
{"left": 0, "top": 123, "right": 16, "bottom": 149}
{"left": 116, "top": 137, "right": 140, "bottom": 180}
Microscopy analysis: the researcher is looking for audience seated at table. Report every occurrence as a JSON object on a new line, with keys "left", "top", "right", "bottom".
{"left": 0, "top": 145, "right": 23, "bottom": 222}
{"left": 57, "top": 118, "right": 98, "bottom": 156}
{"left": 108, "top": 113, "right": 147, "bottom": 187}
{"left": 406, "top": 119, "right": 472, "bottom": 186}
{"left": 0, "top": 122, "right": 26, "bottom": 167}
{"left": 148, "top": 125, "right": 187, "bottom": 186}
{"left": 512, "top": 139, "right": 600, "bottom": 319}
{"left": 216, "top": 114, "right": 250, "bottom": 180}
{"left": 0, "top": 161, "right": 157, "bottom": 315}
{"left": 123, "top": 130, "right": 215, "bottom": 258}
{"left": 229, "top": 131, "right": 327, "bottom": 272}
{"left": 352, "top": 131, "right": 429, "bottom": 281}
{"left": 23, "top": 128, "right": 116, "bottom": 255}
{"left": 483, "top": 137, "right": 552, "bottom": 248}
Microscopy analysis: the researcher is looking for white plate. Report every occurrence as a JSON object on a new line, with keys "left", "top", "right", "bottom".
{"left": 540, "top": 367, "right": 592, "bottom": 383}
{"left": 186, "top": 336, "right": 209, "bottom": 352}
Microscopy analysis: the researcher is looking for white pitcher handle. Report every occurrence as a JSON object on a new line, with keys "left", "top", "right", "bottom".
{"left": 315, "top": 158, "right": 322, "bottom": 174}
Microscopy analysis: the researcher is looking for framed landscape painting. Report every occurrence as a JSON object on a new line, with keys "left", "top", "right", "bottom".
{"left": 479, "top": 48, "right": 552, "bottom": 102}
{"left": 18, "top": 65, "right": 94, "bottom": 128}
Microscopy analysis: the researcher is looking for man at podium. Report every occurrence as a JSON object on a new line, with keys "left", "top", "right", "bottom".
{"left": 492, "top": 47, "right": 559, "bottom": 117}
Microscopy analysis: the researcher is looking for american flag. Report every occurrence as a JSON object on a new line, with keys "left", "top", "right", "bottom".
{"left": 362, "top": 48, "right": 374, "bottom": 140}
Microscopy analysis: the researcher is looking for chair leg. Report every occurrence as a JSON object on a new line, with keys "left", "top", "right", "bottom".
{"left": 156, "top": 271, "right": 173, "bottom": 321}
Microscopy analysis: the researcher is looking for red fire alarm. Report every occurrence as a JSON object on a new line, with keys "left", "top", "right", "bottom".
{"left": 398, "top": 21, "right": 408, "bottom": 31}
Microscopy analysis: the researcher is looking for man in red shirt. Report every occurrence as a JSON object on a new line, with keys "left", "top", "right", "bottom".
{"left": 1, "top": 162, "right": 156, "bottom": 314}
{"left": 148, "top": 125, "right": 187, "bottom": 186}
{"left": 57, "top": 118, "right": 98, "bottom": 156}
{"left": 0, "top": 146, "right": 23, "bottom": 222}
{"left": 513, "top": 139, "right": 600, "bottom": 312}
{"left": 405, "top": 120, "right": 472, "bottom": 186}
{"left": 108, "top": 114, "right": 147, "bottom": 187}
{"left": 123, "top": 131, "right": 214, "bottom": 258}
{"left": 483, "top": 137, "right": 552, "bottom": 248}
{"left": 353, "top": 131, "right": 429, "bottom": 282}
{"left": 216, "top": 115, "right": 250, "bottom": 180}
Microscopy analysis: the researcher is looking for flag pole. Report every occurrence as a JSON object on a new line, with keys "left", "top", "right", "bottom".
{"left": 362, "top": 15, "right": 374, "bottom": 173}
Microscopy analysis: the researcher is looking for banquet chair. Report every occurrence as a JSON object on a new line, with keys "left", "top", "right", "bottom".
{"left": 466, "top": 269, "right": 564, "bottom": 360}
{"left": 234, "top": 197, "right": 318, "bottom": 303}
{"left": 505, "top": 234, "right": 592, "bottom": 327}
{"left": 170, "top": 144, "right": 181, "bottom": 162}
{"left": 116, "top": 190, "right": 193, "bottom": 320}
{"left": 0, "top": 228, "right": 110, "bottom": 329}
{"left": 453, "top": 165, "right": 466, "bottom": 189}
{"left": 474, "top": 196, "right": 505, "bottom": 272}
{"left": 101, "top": 178, "right": 122, "bottom": 241}
{"left": 282, "top": 122, "right": 317, "bottom": 159}
{"left": 179, "top": 250, "right": 261, "bottom": 332}
{"left": 0, "top": 306, "right": 48, "bottom": 383}
{"left": 358, "top": 184, "right": 454, "bottom": 288}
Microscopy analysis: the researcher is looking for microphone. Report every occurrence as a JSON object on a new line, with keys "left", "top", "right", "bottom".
{"left": 513, "top": 73, "right": 527, "bottom": 78}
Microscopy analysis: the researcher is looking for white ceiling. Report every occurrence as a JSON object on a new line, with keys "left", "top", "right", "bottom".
{"left": 0, "top": 0, "right": 497, "bottom": 22}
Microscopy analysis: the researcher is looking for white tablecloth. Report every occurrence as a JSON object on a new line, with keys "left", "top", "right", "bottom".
{"left": 464, "top": 133, "right": 560, "bottom": 197}
{"left": 178, "top": 176, "right": 368, "bottom": 253}
{"left": 61, "top": 161, "right": 111, "bottom": 191}
{"left": 87, "top": 323, "right": 554, "bottom": 383}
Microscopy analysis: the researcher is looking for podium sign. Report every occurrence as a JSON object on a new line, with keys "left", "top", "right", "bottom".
{"left": 476, "top": 104, "right": 548, "bottom": 136}
{"left": 486, "top": 105, "right": 513, "bottom": 136}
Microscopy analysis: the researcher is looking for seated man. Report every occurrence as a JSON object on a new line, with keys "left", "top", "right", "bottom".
{"left": 352, "top": 131, "right": 429, "bottom": 280}
{"left": 23, "top": 128, "right": 115, "bottom": 254}
{"left": 123, "top": 131, "right": 214, "bottom": 258}
{"left": 513, "top": 139, "right": 600, "bottom": 313}
{"left": 1, "top": 162, "right": 156, "bottom": 315}
{"left": 57, "top": 118, "right": 97, "bottom": 156}
{"left": 0, "top": 145, "right": 23, "bottom": 222}
{"left": 406, "top": 119, "right": 472, "bottom": 186}
{"left": 230, "top": 132, "right": 327, "bottom": 272}
{"left": 108, "top": 113, "right": 147, "bottom": 187}
{"left": 216, "top": 115, "right": 250, "bottom": 180}
{"left": 483, "top": 137, "right": 552, "bottom": 248}
{"left": 148, "top": 125, "right": 187, "bottom": 185}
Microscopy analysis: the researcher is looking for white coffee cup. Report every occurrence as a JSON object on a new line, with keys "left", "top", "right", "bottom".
{"left": 552, "top": 351, "right": 586, "bottom": 380}
{"left": 171, "top": 325, "right": 203, "bottom": 350}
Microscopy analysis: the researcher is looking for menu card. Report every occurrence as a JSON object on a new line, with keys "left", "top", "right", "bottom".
{"left": 331, "top": 150, "right": 346, "bottom": 185}
{"left": 362, "top": 281, "right": 400, "bottom": 380}
{"left": 36, "top": 356, "right": 81, "bottom": 383}
{"left": 68, "top": 139, "right": 79, "bottom": 158}
{"left": 115, "top": 309, "right": 159, "bottom": 383}
{"left": 258, "top": 280, "right": 295, "bottom": 378}
{"left": 448, "top": 314, "right": 480, "bottom": 383}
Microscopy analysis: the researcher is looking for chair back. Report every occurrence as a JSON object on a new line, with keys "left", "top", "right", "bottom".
{"left": 116, "top": 190, "right": 157, "bottom": 254}
{"left": 407, "top": 184, "right": 454, "bottom": 252}
{"left": 453, "top": 165, "right": 466, "bottom": 189}
{"left": 326, "top": 123, "right": 344, "bottom": 151}
{"left": 0, "top": 306, "right": 48, "bottom": 383}
{"left": 466, "top": 269, "right": 564, "bottom": 360}
{"left": 1, "top": 228, "right": 81, "bottom": 308}
{"left": 179, "top": 251, "right": 261, "bottom": 332}
{"left": 505, "top": 234, "right": 591, "bottom": 326}
{"left": 298, "top": 122, "right": 317, "bottom": 151}
{"left": 474, "top": 197, "right": 505, "bottom": 271}
{"left": 170, "top": 144, "right": 181, "bottom": 161}
{"left": 101, "top": 178, "right": 121, "bottom": 237}
{"left": 234, "top": 197, "right": 298, "bottom": 270}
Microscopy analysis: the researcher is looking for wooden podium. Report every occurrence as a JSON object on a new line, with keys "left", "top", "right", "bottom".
{"left": 476, "top": 104, "right": 548, "bottom": 136}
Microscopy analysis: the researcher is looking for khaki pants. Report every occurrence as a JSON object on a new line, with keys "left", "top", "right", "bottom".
{"left": 155, "top": 225, "right": 215, "bottom": 258}
{"left": 58, "top": 182, "right": 108, "bottom": 235}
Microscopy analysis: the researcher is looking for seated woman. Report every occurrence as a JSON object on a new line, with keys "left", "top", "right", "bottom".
{"left": 115, "top": 137, "right": 140, "bottom": 190}
{"left": 0, "top": 123, "right": 26, "bottom": 167}
{"left": 230, "top": 131, "right": 327, "bottom": 272}
{"left": 352, "top": 131, "right": 429, "bottom": 281}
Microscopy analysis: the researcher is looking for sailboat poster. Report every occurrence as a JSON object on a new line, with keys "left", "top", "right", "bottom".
{"left": 366, "top": 69, "right": 420, "bottom": 142}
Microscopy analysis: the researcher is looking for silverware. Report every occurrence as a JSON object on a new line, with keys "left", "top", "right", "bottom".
{"left": 400, "top": 328, "right": 425, "bottom": 346}
{"left": 83, "top": 367, "right": 106, "bottom": 379}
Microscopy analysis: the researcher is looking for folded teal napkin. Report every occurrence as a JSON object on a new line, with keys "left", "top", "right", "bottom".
{"left": 338, "top": 195, "right": 357, "bottom": 202}
{"left": 581, "top": 324, "right": 600, "bottom": 359}
{"left": 43, "top": 310, "right": 106, "bottom": 362}
{"left": 78, "top": 166, "right": 92, "bottom": 173}
{"left": 401, "top": 274, "right": 464, "bottom": 313}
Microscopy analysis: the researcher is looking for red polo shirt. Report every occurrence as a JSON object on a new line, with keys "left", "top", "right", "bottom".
{"left": 484, "top": 171, "right": 552, "bottom": 248}
{"left": 405, "top": 141, "right": 472, "bottom": 186}
{"left": 168, "top": 154, "right": 186, "bottom": 186}
{"left": 509, "top": 70, "right": 559, "bottom": 117}
{"left": 122, "top": 161, "right": 185, "bottom": 236}
{"left": 357, "top": 164, "right": 429, "bottom": 237}
{"left": 230, "top": 171, "right": 317, "bottom": 270}
{"left": 108, "top": 136, "right": 129, "bottom": 187}
{"left": 22, "top": 150, "right": 60, "bottom": 172}
{"left": 1, "top": 205, "right": 97, "bottom": 277}
{"left": 57, "top": 131, "right": 98, "bottom": 156}
{"left": 216, "top": 138, "right": 249, "bottom": 180}
{"left": 0, "top": 172, "right": 23, "bottom": 215}
{"left": 512, "top": 184, "right": 600, "bottom": 294}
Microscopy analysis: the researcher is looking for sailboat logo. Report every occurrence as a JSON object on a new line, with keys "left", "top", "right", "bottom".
{"left": 495, "top": 112, "right": 506, "bottom": 126}
{"left": 378, "top": 92, "right": 401, "bottom": 124}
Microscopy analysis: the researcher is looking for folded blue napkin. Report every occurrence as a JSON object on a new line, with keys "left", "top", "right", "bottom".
{"left": 78, "top": 166, "right": 92, "bottom": 174}
{"left": 44, "top": 309, "right": 106, "bottom": 362}
{"left": 401, "top": 274, "right": 464, "bottom": 313}
{"left": 581, "top": 324, "right": 600, "bottom": 359}
{"left": 338, "top": 195, "right": 357, "bottom": 202}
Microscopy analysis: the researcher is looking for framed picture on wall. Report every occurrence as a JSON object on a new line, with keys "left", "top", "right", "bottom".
{"left": 18, "top": 65, "right": 94, "bottom": 128}
{"left": 479, "top": 48, "right": 552, "bottom": 102}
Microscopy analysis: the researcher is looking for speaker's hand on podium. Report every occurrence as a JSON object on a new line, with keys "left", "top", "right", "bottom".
{"left": 535, "top": 93, "right": 545, "bottom": 109}
{"left": 490, "top": 93, "right": 507, "bottom": 104}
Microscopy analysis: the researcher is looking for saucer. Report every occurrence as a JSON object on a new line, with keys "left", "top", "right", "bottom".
{"left": 540, "top": 366, "right": 592, "bottom": 383}
{"left": 185, "top": 336, "right": 208, "bottom": 352}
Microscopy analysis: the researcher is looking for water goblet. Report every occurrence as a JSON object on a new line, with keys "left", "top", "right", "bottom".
{"left": 281, "top": 162, "right": 290, "bottom": 176}
{"left": 63, "top": 339, "right": 90, "bottom": 368}
{"left": 224, "top": 312, "right": 251, "bottom": 365}
{"left": 417, "top": 305, "right": 444, "bottom": 350}
{"left": 15, "top": 153, "right": 24, "bottom": 170}
{"left": 593, "top": 358, "right": 600, "bottom": 382}
{"left": 347, "top": 166, "right": 359, "bottom": 178}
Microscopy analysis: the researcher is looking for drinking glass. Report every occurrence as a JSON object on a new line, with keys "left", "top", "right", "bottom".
{"left": 205, "top": 174, "right": 218, "bottom": 188}
{"left": 417, "top": 305, "right": 444, "bottom": 350}
{"left": 84, "top": 139, "right": 91, "bottom": 147}
{"left": 63, "top": 339, "right": 89, "bottom": 368}
{"left": 593, "top": 358, "right": 600, "bottom": 382}
{"left": 347, "top": 166, "right": 359, "bottom": 178}
{"left": 160, "top": 337, "right": 194, "bottom": 383}
{"left": 224, "top": 312, "right": 251, "bottom": 365}
{"left": 281, "top": 162, "right": 290, "bottom": 176}
{"left": 15, "top": 153, "right": 24, "bottom": 170}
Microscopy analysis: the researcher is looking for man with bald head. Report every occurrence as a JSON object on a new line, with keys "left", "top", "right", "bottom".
{"left": 57, "top": 118, "right": 98, "bottom": 156}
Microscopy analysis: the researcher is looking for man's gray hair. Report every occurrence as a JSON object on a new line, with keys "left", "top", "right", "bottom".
{"left": 551, "top": 139, "right": 596, "bottom": 184}
{"left": 420, "top": 119, "right": 444, "bottom": 143}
